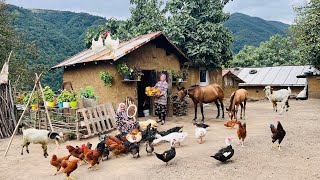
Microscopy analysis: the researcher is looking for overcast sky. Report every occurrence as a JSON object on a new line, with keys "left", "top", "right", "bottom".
{"left": 6, "top": 0, "right": 306, "bottom": 24}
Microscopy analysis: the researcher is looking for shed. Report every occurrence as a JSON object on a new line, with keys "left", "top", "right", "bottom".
{"left": 297, "top": 70, "right": 320, "bottom": 99}
{"left": 52, "top": 31, "right": 222, "bottom": 116}
{"left": 230, "top": 65, "right": 318, "bottom": 99}
{"left": 222, "top": 70, "right": 244, "bottom": 98}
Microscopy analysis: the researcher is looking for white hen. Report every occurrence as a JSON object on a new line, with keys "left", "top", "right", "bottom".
{"left": 153, "top": 132, "right": 187, "bottom": 147}
{"left": 195, "top": 127, "right": 206, "bottom": 144}
{"left": 104, "top": 32, "right": 119, "bottom": 55}
{"left": 91, "top": 35, "right": 104, "bottom": 53}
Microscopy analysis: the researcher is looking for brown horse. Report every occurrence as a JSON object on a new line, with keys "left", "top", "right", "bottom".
{"left": 177, "top": 84, "right": 224, "bottom": 123}
{"left": 227, "top": 89, "right": 248, "bottom": 120}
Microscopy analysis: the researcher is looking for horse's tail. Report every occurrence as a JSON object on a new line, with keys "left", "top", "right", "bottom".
{"left": 229, "top": 91, "right": 236, "bottom": 111}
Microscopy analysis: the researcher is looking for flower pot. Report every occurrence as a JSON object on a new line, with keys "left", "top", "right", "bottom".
{"left": 123, "top": 74, "right": 130, "bottom": 80}
{"left": 82, "top": 98, "right": 97, "bottom": 108}
{"left": 31, "top": 104, "right": 37, "bottom": 111}
{"left": 70, "top": 101, "right": 78, "bottom": 108}
{"left": 46, "top": 101, "right": 55, "bottom": 108}
{"left": 178, "top": 78, "right": 183, "bottom": 82}
{"left": 58, "top": 102, "right": 63, "bottom": 108}
{"left": 63, "top": 102, "right": 70, "bottom": 108}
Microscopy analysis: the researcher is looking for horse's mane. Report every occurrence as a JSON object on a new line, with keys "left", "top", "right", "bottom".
{"left": 229, "top": 92, "right": 236, "bottom": 111}
{"left": 187, "top": 85, "right": 200, "bottom": 90}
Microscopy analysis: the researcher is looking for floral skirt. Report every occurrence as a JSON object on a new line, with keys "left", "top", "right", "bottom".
{"left": 155, "top": 103, "right": 167, "bottom": 121}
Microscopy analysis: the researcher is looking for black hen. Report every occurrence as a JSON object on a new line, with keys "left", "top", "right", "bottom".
{"left": 129, "top": 143, "right": 140, "bottom": 158}
{"left": 157, "top": 126, "right": 183, "bottom": 136}
{"left": 194, "top": 123, "right": 210, "bottom": 129}
{"left": 141, "top": 123, "right": 157, "bottom": 142}
{"left": 96, "top": 140, "right": 109, "bottom": 161}
{"left": 211, "top": 145, "right": 234, "bottom": 162}
{"left": 270, "top": 121, "right": 286, "bottom": 151}
{"left": 155, "top": 146, "right": 176, "bottom": 165}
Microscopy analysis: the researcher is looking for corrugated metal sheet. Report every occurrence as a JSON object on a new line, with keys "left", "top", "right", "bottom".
{"left": 52, "top": 31, "right": 190, "bottom": 69}
{"left": 230, "top": 65, "right": 319, "bottom": 87}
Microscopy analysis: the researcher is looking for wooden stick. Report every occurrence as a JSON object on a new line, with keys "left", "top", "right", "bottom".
{"left": 36, "top": 73, "right": 54, "bottom": 132}
{"left": 3, "top": 73, "right": 42, "bottom": 157}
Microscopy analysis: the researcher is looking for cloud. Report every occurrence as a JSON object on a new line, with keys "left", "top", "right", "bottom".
{"left": 7, "top": 0, "right": 305, "bottom": 24}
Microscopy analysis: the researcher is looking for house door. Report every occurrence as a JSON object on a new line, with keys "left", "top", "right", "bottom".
{"left": 150, "top": 71, "right": 172, "bottom": 117}
{"left": 199, "top": 68, "right": 209, "bottom": 86}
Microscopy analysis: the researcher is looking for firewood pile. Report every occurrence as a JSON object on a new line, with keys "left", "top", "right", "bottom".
{"left": 171, "top": 94, "right": 189, "bottom": 116}
{"left": 0, "top": 83, "right": 16, "bottom": 139}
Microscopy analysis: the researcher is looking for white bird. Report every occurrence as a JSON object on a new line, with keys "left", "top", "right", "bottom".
{"left": 91, "top": 34, "right": 104, "bottom": 53}
{"left": 195, "top": 127, "right": 206, "bottom": 144}
{"left": 153, "top": 132, "right": 187, "bottom": 147}
{"left": 104, "top": 32, "right": 119, "bottom": 56}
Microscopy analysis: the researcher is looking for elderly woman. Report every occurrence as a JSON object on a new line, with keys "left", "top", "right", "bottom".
{"left": 154, "top": 73, "right": 168, "bottom": 125}
{"left": 115, "top": 103, "right": 139, "bottom": 133}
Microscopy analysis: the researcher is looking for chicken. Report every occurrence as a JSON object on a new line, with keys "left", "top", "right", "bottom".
{"left": 115, "top": 132, "right": 128, "bottom": 142}
{"left": 211, "top": 137, "right": 234, "bottom": 162}
{"left": 50, "top": 154, "right": 71, "bottom": 175}
{"left": 104, "top": 31, "right": 119, "bottom": 55}
{"left": 105, "top": 136, "right": 127, "bottom": 156}
{"left": 97, "top": 140, "right": 110, "bottom": 161}
{"left": 126, "top": 128, "right": 142, "bottom": 143}
{"left": 62, "top": 159, "right": 79, "bottom": 180}
{"left": 83, "top": 142, "right": 105, "bottom": 170}
{"left": 270, "top": 121, "right": 286, "bottom": 151}
{"left": 81, "top": 143, "right": 92, "bottom": 157}
{"left": 129, "top": 143, "right": 140, "bottom": 158}
{"left": 155, "top": 140, "right": 176, "bottom": 166}
{"left": 194, "top": 123, "right": 210, "bottom": 129}
{"left": 237, "top": 121, "right": 247, "bottom": 147}
{"left": 141, "top": 123, "right": 157, "bottom": 142}
{"left": 195, "top": 127, "right": 206, "bottom": 144}
{"left": 66, "top": 145, "right": 85, "bottom": 164}
{"left": 224, "top": 119, "right": 237, "bottom": 128}
{"left": 91, "top": 34, "right": 104, "bottom": 53}
{"left": 153, "top": 132, "right": 188, "bottom": 147}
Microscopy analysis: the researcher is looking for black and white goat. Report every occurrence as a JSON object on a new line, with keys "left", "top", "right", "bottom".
{"left": 263, "top": 86, "right": 291, "bottom": 114}
{"left": 20, "top": 125, "right": 63, "bottom": 158}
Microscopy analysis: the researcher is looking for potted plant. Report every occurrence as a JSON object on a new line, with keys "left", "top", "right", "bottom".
{"left": 58, "top": 89, "right": 71, "bottom": 108}
{"left": 171, "top": 70, "right": 177, "bottom": 82}
{"left": 100, "top": 71, "right": 113, "bottom": 87}
{"left": 80, "top": 86, "right": 98, "bottom": 108}
{"left": 23, "top": 93, "right": 37, "bottom": 110}
{"left": 117, "top": 62, "right": 131, "bottom": 80}
{"left": 132, "top": 67, "right": 144, "bottom": 81}
{"left": 176, "top": 71, "right": 184, "bottom": 82}
{"left": 43, "top": 86, "right": 55, "bottom": 108}
{"left": 70, "top": 91, "right": 78, "bottom": 108}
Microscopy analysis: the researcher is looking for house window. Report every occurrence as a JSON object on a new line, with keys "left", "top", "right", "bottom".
{"left": 200, "top": 70, "right": 207, "bottom": 82}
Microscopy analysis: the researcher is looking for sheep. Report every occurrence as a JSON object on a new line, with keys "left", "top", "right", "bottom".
{"left": 20, "top": 125, "right": 63, "bottom": 158}
{"left": 263, "top": 86, "right": 291, "bottom": 114}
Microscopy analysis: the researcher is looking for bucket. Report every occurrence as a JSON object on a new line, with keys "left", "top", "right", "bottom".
{"left": 143, "top": 109, "right": 150, "bottom": 117}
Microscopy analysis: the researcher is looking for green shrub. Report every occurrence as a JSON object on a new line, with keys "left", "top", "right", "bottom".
{"left": 80, "top": 86, "right": 98, "bottom": 100}
{"left": 100, "top": 71, "right": 113, "bottom": 87}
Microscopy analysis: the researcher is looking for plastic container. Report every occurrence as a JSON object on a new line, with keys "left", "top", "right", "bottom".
{"left": 143, "top": 109, "right": 150, "bottom": 117}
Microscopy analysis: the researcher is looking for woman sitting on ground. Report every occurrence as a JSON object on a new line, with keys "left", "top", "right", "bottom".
{"left": 115, "top": 103, "right": 139, "bottom": 133}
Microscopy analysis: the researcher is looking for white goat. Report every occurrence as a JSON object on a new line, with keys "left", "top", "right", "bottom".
{"left": 263, "top": 86, "right": 291, "bottom": 114}
{"left": 20, "top": 126, "right": 63, "bottom": 158}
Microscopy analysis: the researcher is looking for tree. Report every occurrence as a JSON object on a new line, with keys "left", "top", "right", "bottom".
{"left": 85, "top": 0, "right": 167, "bottom": 47}
{"left": 230, "top": 34, "right": 303, "bottom": 67}
{"left": 291, "top": 0, "right": 320, "bottom": 69}
{"left": 165, "top": 0, "right": 234, "bottom": 69}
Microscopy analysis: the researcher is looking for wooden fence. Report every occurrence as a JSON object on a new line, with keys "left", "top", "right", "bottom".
{"left": 76, "top": 103, "right": 116, "bottom": 140}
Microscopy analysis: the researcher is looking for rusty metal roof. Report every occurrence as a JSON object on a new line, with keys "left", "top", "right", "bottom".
{"left": 230, "top": 65, "right": 319, "bottom": 87}
{"left": 52, "top": 31, "right": 190, "bottom": 69}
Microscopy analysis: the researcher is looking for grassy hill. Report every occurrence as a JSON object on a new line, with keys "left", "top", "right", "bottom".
{"left": 6, "top": 6, "right": 289, "bottom": 90}
{"left": 224, "top": 13, "right": 289, "bottom": 53}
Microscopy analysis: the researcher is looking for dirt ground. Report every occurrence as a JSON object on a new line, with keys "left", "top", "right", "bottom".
{"left": 0, "top": 99, "right": 320, "bottom": 180}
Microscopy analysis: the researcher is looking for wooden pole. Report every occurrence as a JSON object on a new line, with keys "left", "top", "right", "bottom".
{"left": 36, "top": 73, "right": 54, "bottom": 132}
{"left": 3, "top": 73, "right": 42, "bottom": 157}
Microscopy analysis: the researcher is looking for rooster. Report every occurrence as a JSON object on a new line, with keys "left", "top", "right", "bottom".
{"left": 82, "top": 142, "right": 105, "bottom": 170}
{"left": 236, "top": 121, "right": 246, "bottom": 147}
{"left": 66, "top": 145, "right": 85, "bottom": 165}
{"left": 104, "top": 31, "right": 119, "bottom": 55}
{"left": 270, "top": 121, "right": 286, "bottom": 151}
{"left": 104, "top": 135, "right": 127, "bottom": 156}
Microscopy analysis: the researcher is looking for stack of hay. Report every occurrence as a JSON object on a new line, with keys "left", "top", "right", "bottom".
{"left": 171, "top": 94, "right": 189, "bottom": 116}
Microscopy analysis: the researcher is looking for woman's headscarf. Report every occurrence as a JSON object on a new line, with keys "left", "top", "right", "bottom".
{"left": 117, "top": 103, "right": 128, "bottom": 120}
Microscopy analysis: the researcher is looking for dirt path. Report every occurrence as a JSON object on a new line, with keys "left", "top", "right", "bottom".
{"left": 0, "top": 99, "right": 319, "bottom": 180}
